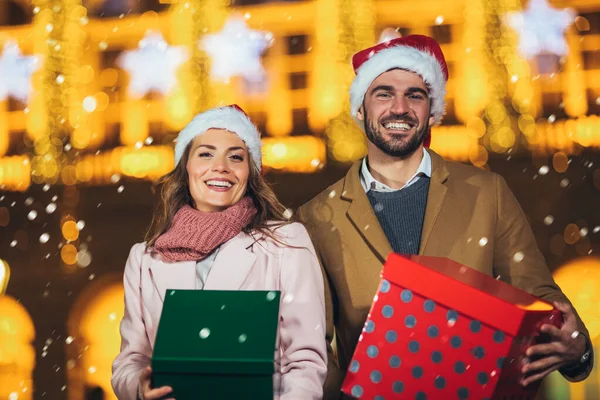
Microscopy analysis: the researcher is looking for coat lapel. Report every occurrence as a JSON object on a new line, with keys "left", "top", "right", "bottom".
{"left": 203, "top": 231, "right": 258, "bottom": 290}
{"left": 149, "top": 257, "right": 196, "bottom": 302}
{"left": 342, "top": 161, "right": 393, "bottom": 263}
{"left": 419, "top": 149, "right": 450, "bottom": 254}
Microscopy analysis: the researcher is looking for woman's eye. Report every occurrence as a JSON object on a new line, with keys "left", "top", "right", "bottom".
{"left": 198, "top": 152, "right": 212, "bottom": 157}
{"left": 231, "top": 154, "right": 244, "bottom": 161}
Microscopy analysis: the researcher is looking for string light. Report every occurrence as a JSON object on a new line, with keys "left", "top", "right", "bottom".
{"left": 324, "top": 0, "right": 375, "bottom": 163}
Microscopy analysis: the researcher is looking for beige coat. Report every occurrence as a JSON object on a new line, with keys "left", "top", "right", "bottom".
{"left": 297, "top": 149, "right": 591, "bottom": 399}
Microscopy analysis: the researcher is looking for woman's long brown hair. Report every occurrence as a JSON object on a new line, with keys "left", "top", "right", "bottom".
{"left": 145, "top": 142, "right": 290, "bottom": 248}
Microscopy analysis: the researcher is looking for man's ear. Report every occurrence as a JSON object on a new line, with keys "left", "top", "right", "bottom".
{"left": 357, "top": 104, "right": 365, "bottom": 121}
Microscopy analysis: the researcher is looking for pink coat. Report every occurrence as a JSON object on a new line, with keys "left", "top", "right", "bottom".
{"left": 111, "top": 222, "right": 327, "bottom": 400}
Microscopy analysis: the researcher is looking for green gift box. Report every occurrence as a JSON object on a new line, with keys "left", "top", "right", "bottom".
{"left": 151, "top": 289, "right": 281, "bottom": 400}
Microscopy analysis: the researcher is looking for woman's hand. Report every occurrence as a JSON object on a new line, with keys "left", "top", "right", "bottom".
{"left": 138, "top": 366, "right": 174, "bottom": 400}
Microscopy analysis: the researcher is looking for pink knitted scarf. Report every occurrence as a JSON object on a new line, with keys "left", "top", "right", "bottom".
{"left": 154, "top": 196, "right": 257, "bottom": 262}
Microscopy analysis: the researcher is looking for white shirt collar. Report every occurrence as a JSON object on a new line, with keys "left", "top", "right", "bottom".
{"left": 360, "top": 148, "right": 432, "bottom": 193}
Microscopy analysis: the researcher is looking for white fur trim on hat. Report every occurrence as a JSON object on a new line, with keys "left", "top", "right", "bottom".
{"left": 349, "top": 45, "right": 447, "bottom": 130}
{"left": 173, "top": 106, "right": 262, "bottom": 169}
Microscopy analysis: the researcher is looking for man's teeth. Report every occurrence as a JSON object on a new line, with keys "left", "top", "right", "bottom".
{"left": 206, "top": 180, "right": 232, "bottom": 188}
{"left": 384, "top": 122, "right": 412, "bottom": 130}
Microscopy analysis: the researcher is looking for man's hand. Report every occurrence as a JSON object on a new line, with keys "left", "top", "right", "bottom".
{"left": 520, "top": 302, "right": 587, "bottom": 386}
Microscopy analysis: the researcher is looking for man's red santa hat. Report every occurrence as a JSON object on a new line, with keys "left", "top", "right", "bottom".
{"left": 349, "top": 35, "right": 449, "bottom": 137}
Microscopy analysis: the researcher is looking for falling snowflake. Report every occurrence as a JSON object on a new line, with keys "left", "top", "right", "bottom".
{"left": 46, "top": 203, "right": 57, "bottom": 214}
{"left": 39, "top": 233, "right": 50, "bottom": 244}
{"left": 544, "top": 215, "right": 554, "bottom": 225}
{"left": 538, "top": 165, "right": 549, "bottom": 175}
{"left": 0, "top": 40, "right": 40, "bottom": 103}
{"left": 201, "top": 17, "right": 273, "bottom": 83}
{"left": 478, "top": 237, "right": 488, "bottom": 247}
{"left": 118, "top": 31, "right": 189, "bottom": 98}
{"left": 513, "top": 251, "right": 525, "bottom": 263}
{"left": 505, "top": 0, "right": 575, "bottom": 59}
{"left": 27, "top": 210, "right": 37, "bottom": 221}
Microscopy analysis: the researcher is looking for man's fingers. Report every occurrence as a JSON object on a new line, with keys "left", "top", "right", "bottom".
{"left": 521, "top": 363, "right": 561, "bottom": 387}
{"left": 540, "top": 323, "right": 564, "bottom": 340}
{"left": 553, "top": 301, "right": 576, "bottom": 324}
{"left": 522, "top": 355, "right": 562, "bottom": 374}
{"left": 526, "top": 342, "right": 561, "bottom": 358}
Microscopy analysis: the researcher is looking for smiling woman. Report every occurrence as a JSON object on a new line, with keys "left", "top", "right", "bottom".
{"left": 111, "top": 105, "right": 327, "bottom": 400}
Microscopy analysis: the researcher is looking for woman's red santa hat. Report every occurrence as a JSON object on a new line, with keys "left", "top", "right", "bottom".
{"left": 349, "top": 35, "right": 449, "bottom": 141}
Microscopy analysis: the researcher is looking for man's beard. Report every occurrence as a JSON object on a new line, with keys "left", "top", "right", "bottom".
{"left": 363, "top": 108, "right": 429, "bottom": 158}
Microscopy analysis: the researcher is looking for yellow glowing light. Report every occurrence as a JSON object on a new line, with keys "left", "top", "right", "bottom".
{"left": 74, "top": 282, "right": 124, "bottom": 400}
{"left": 99, "top": 68, "right": 118, "bottom": 87}
{"left": 562, "top": 31, "right": 587, "bottom": 118}
{"left": 61, "top": 165, "right": 78, "bottom": 185}
{"left": 0, "top": 156, "right": 31, "bottom": 191}
{"left": 78, "top": 65, "right": 95, "bottom": 85}
{"left": 62, "top": 221, "right": 80, "bottom": 242}
{"left": 553, "top": 257, "right": 600, "bottom": 340}
{"left": 552, "top": 152, "right": 569, "bottom": 173}
{"left": 0, "top": 259, "right": 10, "bottom": 295}
{"left": 262, "top": 136, "right": 326, "bottom": 172}
{"left": 0, "top": 295, "right": 35, "bottom": 400}
{"left": 564, "top": 224, "right": 580, "bottom": 245}
{"left": 61, "top": 244, "right": 78, "bottom": 265}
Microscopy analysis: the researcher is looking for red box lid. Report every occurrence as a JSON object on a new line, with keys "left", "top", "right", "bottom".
{"left": 383, "top": 254, "right": 555, "bottom": 336}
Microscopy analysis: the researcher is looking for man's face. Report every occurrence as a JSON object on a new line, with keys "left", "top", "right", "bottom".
{"left": 357, "top": 69, "right": 435, "bottom": 158}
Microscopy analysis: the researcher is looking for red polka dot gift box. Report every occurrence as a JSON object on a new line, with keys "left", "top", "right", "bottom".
{"left": 341, "top": 254, "right": 562, "bottom": 400}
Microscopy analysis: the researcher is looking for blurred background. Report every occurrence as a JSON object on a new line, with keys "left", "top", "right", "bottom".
{"left": 0, "top": 0, "right": 599, "bottom": 399}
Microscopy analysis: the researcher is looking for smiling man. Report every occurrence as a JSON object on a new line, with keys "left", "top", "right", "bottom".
{"left": 297, "top": 35, "right": 593, "bottom": 399}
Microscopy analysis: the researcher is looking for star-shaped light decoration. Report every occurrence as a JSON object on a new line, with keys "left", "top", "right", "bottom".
{"left": 117, "top": 31, "right": 189, "bottom": 98}
{"left": 0, "top": 40, "right": 40, "bottom": 103}
{"left": 201, "top": 17, "right": 274, "bottom": 83}
{"left": 505, "top": 0, "right": 575, "bottom": 59}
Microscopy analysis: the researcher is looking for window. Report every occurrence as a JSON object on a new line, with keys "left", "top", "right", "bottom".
{"left": 587, "top": 89, "right": 600, "bottom": 115}
{"left": 582, "top": 51, "right": 600, "bottom": 70}
{"left": 286, "top": 35, "right": 308, "bottom": 55}
{"left": 248, "top": 112, "right": 267, "bottom": 135}
{"left": 431, "top": 24, "right": 452, "bottom": 45}
{"left": 442, "top": 98, "right": 458, "bottom": 125}
{"left": 541, "top": 92, "right": 567, "bottom": 119}
{"left": 291, "top": 108, "right": 309, "bottom": 135}
{"left": 289, "top": 72, "right": 308, "bottom": 90}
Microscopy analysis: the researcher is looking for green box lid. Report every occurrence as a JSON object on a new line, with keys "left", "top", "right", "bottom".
{"left": 152, "top": 290, "right": 281, "bottom": 375}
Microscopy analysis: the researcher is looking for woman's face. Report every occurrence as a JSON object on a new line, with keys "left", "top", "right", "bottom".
{"left": 186, "top": 129, "right": 250, "bottom": 212}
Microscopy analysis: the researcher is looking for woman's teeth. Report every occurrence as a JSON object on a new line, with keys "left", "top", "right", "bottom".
{"left": 206, "top": 180, "right": 232, "bottom": 188}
